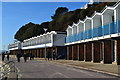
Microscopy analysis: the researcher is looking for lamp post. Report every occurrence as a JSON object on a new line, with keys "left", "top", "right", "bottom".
{"left": 43, "top": 28, "right": 48, "bottom": 60}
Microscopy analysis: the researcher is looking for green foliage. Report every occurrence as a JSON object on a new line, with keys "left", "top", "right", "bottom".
{"left": 49, "top": 9, "right": 82, "bottom": 31}
{"left": 49, "top": 2, "right": 116, "bottom": 31}
{"left": 51, "top": 7, "right": 68, "bottom": 20}
{"left": 14, "top": 22, "right": 50, "bottom": 41}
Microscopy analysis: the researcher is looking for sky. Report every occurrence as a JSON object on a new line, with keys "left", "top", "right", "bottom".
{"left": 1, "top": 2, "right": 88, "bottom": 51}
{"left": 2, "top": 0, "right": 90, "bottom": 2}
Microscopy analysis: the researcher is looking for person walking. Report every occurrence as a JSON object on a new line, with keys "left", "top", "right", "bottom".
{"left": 47, "top": 50, "right": 51, "bottom": 60}
{"left": 7, "top": 53, "right": 9, "bottom": 61}
{"left": 53, "top": 50, "right": 56, "bottom": 60}
{"left": 2, "top": 53, "right": 5, "bottom": 61}
{"left": 24, "top": 53, "right": 27, "bottom": 62}
{"left": 30, "top": 53, "right": 33, "bottom": 60}
{"left": 16, "top": 53, "right": 21, "bottom": 62}
{"left": 32, "top": 54, "right": 34, "bottom": 60}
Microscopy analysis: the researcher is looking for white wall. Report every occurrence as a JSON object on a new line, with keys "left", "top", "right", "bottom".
{"left": 53, "top": 34, "right": 66, "bottom": 46}
{"left": 78, "top": 23, "right": 84, "bottom": 33}
{"left": 72, "top": 25, "right": 77, "bottom": 35}
{"left": 85, "top": 20, "right": 92, "bottom": 31}
{"left": 103, "top": 9, "right": 114, "bottom": 25}
{"left": 68, "top": 28, "right": 72, "bottom": 36}
{"left": 8, "top": 43, "right": 19, "bottom": 50}
{"left": 93, "top": 15, "right": 102, "bottom": 28}
{"left": 116, "top": 5, "right": 120, "bottom": 20}
{"left": 103, "top": 14, "right": 113, "bottom": 25}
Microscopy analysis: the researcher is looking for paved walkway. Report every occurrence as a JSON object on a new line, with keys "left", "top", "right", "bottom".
{"left": 9, "top": 55, "right": 120, "bottom": 75}
{"left": 6, "top": 56, "right": 119, "bottom": 79}
{"left": 51, "top": 60, "right": 120, "bottom": 76}
{"left": 9, "top": 55, "right": 120, "bottom": 77}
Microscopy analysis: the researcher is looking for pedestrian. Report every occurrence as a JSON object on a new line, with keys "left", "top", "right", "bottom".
{"left": 7, "top": 53, "right": 9, "bottom": 61}
{"left": 53, "top": 50, "right": 56, "bottom": 60}
{"left": 24, "top": 53, "right": 27, "bottom": 62}
{"left": 30, "top": 53, "right": 33, "bottom": 60}
{"left": 2, "top": 53, "right": 5, "bottom": 61}
{"left": 32, "top": 54, "right": 34, "bottom": 60}
{"left": 47, "top": 50, "right": 51, "bottom": 60}
{"left": 16, "top": 53, "right": 21, "bottom": 62}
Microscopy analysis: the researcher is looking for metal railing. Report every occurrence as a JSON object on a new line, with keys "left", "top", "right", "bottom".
{"left": 0, "top": 61, "right": 19, "bottom": 80}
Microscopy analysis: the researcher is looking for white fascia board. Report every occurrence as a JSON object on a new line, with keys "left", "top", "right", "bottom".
{"left": 111, "top": 33, "right": 119, "bottom": 37}
{"left": 91, "top": 12, "right": 102, "bottom": 19}
{"left": 49, "top": 31, "right": 52, "bottom": 34}
{"left": 22, "top": 43, "right": 53, "bottom": 50}
{"left": 65, "top": 43, "right": 69, "bottom": 46}
{"left": 87, "top": 17, "right": 92, "bottom": 20}
{"left": 47, "top": 32, "right": 50, "bottom": 35}
{"left": 78, "top": 20, "right": 84, "bottom": 25}
{"left": 115, "top": 1, "right": 120, "bottom": 8}
{"left": 72, "top": 22, "right": 75, "bottom": 27}
{"left": 9, "top": 47, "right": 18, "bottom": 50}
{"left": 72, "top": 23, "right": 77, "bottom": 28}
{"left": 40, "top": 35, "right": 43, "bottom": 37}
{"left": 73, "top": 23, "right": 77, "bottom": 26}
{"left": 114, "top": 1, "right": 120, "bottom": 9}
{"left": 65, "top": 43, "right": 73, "bottom": 46}
{"left": 23, "top": 40, "right": 26, "bottom": 42}
{"left": 83, "top": 16, "right": 87, "bottom": 23}
{"left": 15, "top": 41, "right": 19, "bottom": 44}
{"left": 91, "top": 11, "right": 97, "bottom": 18}
{"left": 98, "top": 36, "right": 104, "bottom": 40}
{"left": 66, "top": 26, "right": 72, "bottom": 31}
{"left": 66, "top": 25, "right": 69, "bottom": 31}
{"left": 85, "top": 39, "right": 93, "bottom": 42}
{"left": 92, "top": 11, "right": 102, "bottom": 19}
{"left": 101, "top": 6, "right": 115, "bottom": 15}
{"left": 76, "top": 19, "right": 81, "bottom": 26}
{"left": 84, "top": 17, "right": 92, "bottom": 23}
{"left": 46, "top": 32, "right": 49, "bottom": 35}
{"left": 84, "top": 16, "right": 88, "bottom": 22}
{"left": 43, "top": 33, "right": 46, "bottom": 36}
{"left": 50, "top": 31, "right": 57, "bottom": 34}
{"left": 83, "top": 16, "right": 92, "bottom": 23}
{"left": 29, "top": 38, "right": 31, "bottom": 40}
{"left": 36, "top": 35, "right": 40, "bottom": 38}
{"left": 107, "top": 7, "right": 115, "bottom": 10}
{"left": 69, "top": 25, "right": 72, "bottom": 29}
{"left": 66, "top": 25, "right": 72, "bottom": 31}
{"left": 96, "top": 12, "right": 102, "bottom": 16}
{"left": 76, "top": 19, "right": 81, "bottom": 25}
{"left": 33, "top": 37, "right": 36, "bottom": 39}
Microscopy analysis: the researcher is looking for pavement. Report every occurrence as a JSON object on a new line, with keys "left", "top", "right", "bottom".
{"left": 5, "top": 55, "right": 120, "bottom": 79}
{"left": 50, "top": 60, "right": 120, "bottom": 77}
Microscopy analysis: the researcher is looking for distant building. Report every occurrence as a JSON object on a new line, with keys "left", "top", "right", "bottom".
{"left": 81, "top": 0, "right": 100, "bottom": 9}
{"left": 8, "top": 31, "right": 67, "bottom": 59}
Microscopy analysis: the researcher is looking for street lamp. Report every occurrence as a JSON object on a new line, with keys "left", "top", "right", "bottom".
{"left": 43, "top": 28, "right": 48, "bottom": 60}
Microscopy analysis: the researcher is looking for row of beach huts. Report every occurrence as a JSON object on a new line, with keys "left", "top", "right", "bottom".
{"left": 8, "top": 1, "right": 120, "bottom": 65}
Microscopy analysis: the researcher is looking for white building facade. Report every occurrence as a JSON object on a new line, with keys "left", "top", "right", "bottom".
{"left": 8, "top": 31, "right": 67, "bottom": 59}
{"left": 65, "top": 1, "right": 120, "bottom": 65}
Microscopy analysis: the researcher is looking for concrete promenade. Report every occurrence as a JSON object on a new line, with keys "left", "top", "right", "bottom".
{"left": 5, "top": 56, "right": 119, "bottom": 79}
{"left": 51, "top": 60, "right": 120, "bottom": 77}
